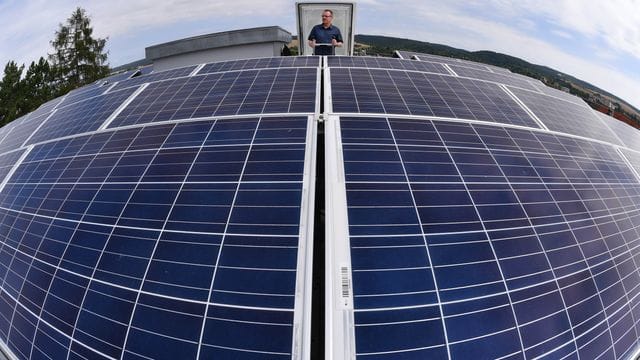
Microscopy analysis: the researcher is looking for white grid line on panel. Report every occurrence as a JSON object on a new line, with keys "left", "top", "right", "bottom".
{"left": 62, "top": 126, "right": 178, "bottom": 360}
{"left": 194, "top": 117, "right": 263, "bottom": 360}
{"left": 424, "top": 121, "right": 527, "bottom": 357}
{"left": 18, "top": 129, "right": 139, "bottom": 359}
{"left": 500, "top": 85, "right": 549, "bottom": 131}
{"left": 0, "top": 147, "right": 32, "bottom": 194}
{"left": 473, "top": 125, "right": 585, "bottom": 358}
{"left": 383, "top": 118, "right": 453, "bottom": 360}
{"left": 5, "top": 140, "right": 111, "bottom": 359}
{"left": 442, "top": 64, "right": 458, "bottom": 77}
{"left": 117, "top": 120, "right": 217, "bottom": 359}
{"left": 21, "top": 109, "right": 58, "bottom": 148}
{"left": 617, "top": 148, "right": 640, "bottom": 183}
{"left": 103, "top": 82, "right": 118, "bottom": 95}
{"left": 500, "top": 125, "right": 619, "bottom": 360}
{"left": 99, "top": 84, "right": 149, "bottom": 131}
{"left": 190, "top": 64, "right": 206, "bottom": 77}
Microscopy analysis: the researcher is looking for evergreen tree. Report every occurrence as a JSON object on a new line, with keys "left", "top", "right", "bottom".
{"left": 0, "top": 61, "right": 25, "bottom": 125}
{"left": 49, "top": 7, "right": 109, "bottom": 93}
{"left": 22, "top": 57, "right": 55, "bottom": 114}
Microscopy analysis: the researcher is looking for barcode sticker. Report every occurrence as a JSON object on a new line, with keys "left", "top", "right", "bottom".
{"left": 340, "top": 265, "right": 351, "bottom": 299}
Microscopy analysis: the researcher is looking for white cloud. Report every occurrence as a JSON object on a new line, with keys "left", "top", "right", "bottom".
{"left": 87, "top": 0, "right": 291, "bottom": 37}
{"left": 501, "top": 0, "right": 640, "bottom": 60}
{"left": 551, "top": 29, "right": 573, "bottom": 40}
{"left": 357, "top": 1, "right": 640, "bottom": 109}
{"left": 0, "top": 0, "right": 638, "bottom": 109}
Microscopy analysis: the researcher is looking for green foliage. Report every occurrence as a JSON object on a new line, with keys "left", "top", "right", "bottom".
{"left": 0, "top": 61, "right": 25, "bottom": 125}
{"left": 49, "top": 7, "right": 110, "bottom": 93}
{"left": 0, "top": 7, "right": 110, "bottom": 130}
{"left": 22, "top": 57, "right": 56, "bottom": 113}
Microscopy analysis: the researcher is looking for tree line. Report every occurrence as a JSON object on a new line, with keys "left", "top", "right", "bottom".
{"left": 0, "top": 7, "right": 109, "bottom": 126}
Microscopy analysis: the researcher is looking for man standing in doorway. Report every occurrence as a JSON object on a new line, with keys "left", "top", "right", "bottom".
{"left": 307, "top": 9, "right": 343, "bottom": 55}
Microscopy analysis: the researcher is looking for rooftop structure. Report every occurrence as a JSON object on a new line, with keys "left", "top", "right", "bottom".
{"left": 145, "top": 26, "right": 292, "bottom": 71}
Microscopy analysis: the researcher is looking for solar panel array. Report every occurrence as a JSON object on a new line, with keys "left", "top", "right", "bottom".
{"left": 325, "top": 56, "right": 640, "bottom": 360}
{"left": 0, "top": 52, "right": 639, "bottom": 360}
{"left": 0, "top": 58, "right": 319, "bottom": 360}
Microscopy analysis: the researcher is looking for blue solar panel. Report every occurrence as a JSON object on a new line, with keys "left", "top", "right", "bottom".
{"left": 59, "top": 84, "right": 110, "bottom": 107}
{"left": 597, "top": 112, "right": 640, "bottom": 153}
{"left": 397, "top": 51, "right": 495, "bottom": 72}
{"left": 621, "top": 149, "right": 640, "bottom": 179}
{"left": 0, "top": 115, "right": 44, "bottom": 155}
{"left": 331, "top": 116, "right": 640, "bottom": 359}
{"left": 198, "top": 56, "right": 320, "bottom": 75}
{"left": 328, "top": 56, "right": 450, "bottom": 74}
{"left": 109, "top": 68, "right": 318, "bottom": 128}
{"left": 330, "top": 68, "right": 538, "bottom": 128}
{"left": 0, "top": 150, "right": 25, "bottom": 185}
{"left": 448, "top": 65, "right": 540, "bottom": 91}
{"left": 509, "top": 87, "right": 623, "bottom": 146}
{"left": 537, "top": 85, "right": 589, "bottom": 107}
{"left": 25, "top": 88, "right": 139, "bottom": 145}
{"left": 0, "top": 114, "right": 314, "bottom": 359}
{"left": 56, "top": 70, "right": 139, "bottom": 108}
{"left": 104, "top": 69, "right": 139, "bottom": 83}
{"left": 0, "top": 96, "right": 64, "bottom": 155}
{"left": 111, "top": 65, "right": 198, "bottom": 92}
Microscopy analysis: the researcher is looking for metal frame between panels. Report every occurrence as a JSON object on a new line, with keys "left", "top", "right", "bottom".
{"left": 323, "top": 55, "right": 640, "bottom": 360}
{"left": 324, "top": 59, "right": 356, "bottom": 360}
{"left": 0, "top": 147, "right": 31, "bottom": 194}
{"left": 324, "top": 114, "right": 356, "bottom": 360}
{"left": 292, "top": 115, "right": 317, "bottom": 360}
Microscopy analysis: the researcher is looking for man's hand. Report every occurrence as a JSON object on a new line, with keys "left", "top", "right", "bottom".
{"left": 308, "top": 39, "right": 316, "bottom": 48}
{"left": 331, "top": 38, "right": 342, "bottom": 47}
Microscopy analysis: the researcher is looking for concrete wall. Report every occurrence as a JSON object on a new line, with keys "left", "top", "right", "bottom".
{"left": 152, "top": 43, "right": 283, "bottom": 72}
{"left": 146, "top": 27, "right": 291, "bottom": 71}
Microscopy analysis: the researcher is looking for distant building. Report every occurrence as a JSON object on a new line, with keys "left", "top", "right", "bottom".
{"left": 145, "top": 26, "right": 292, "bottom": 71}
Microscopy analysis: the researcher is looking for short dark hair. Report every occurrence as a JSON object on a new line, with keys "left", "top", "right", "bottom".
{"left": 323, "top": 9, "right": 333, "bottom": 16}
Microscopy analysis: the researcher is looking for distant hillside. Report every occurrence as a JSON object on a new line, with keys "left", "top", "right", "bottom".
{"left": 354, "top": 34, "right": 639, "bottom": 124}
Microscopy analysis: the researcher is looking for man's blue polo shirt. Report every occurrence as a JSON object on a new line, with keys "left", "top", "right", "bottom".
{"left": 308, "top": 24, "right": 343, "bottom": 55}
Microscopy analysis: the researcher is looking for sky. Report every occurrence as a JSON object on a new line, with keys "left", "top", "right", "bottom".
{"left": 0, "top": 0, "right": 638, "bottom": 109}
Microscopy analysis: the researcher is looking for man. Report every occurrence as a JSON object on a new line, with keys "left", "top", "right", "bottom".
{"left": 307, "top": 9, "right": 343, "bottom": 55}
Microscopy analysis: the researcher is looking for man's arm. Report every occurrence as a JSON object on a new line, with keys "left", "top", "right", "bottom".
{"left": 308, "top": 26, "right": 317, "bottom": 48}
{"left": 331, "top": 28, "right": 344, "bottom": 47}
